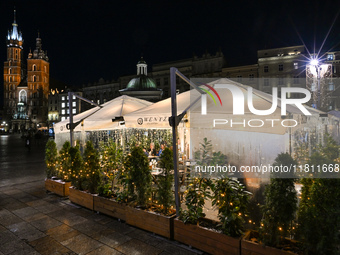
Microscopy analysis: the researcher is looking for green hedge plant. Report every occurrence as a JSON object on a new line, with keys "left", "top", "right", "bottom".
{"left": 260, "top": 153, "right": 297, "bottom": 247}
{"left": 45, "top": 139, "right": 58, "bottom": 179}
{"left": 157, "top": 147, "right": 174, "bottom": 215}
{"left": 212, "top": 178, "right": 251, "bottom": 237}
{"left": 82, "top": 141, "right": 101, "bottom": 194}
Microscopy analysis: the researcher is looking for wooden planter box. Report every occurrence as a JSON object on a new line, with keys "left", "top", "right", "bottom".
{"left": 125, "top": 206, "right": 175, "bottom": 239}
{"left": 69, "top": 187, "right": 95, "bottom": 211}
{"left": 241, "top": 231, "right": 299, "bottom": 255}
{"left": 94, "top": 196, "right": 126, "bottom": 221}
{"left": 174, "top": 218, "right": 241, "bottom": 255}
{"left": 45, "top": 178, "right": 71, "bottom": 197}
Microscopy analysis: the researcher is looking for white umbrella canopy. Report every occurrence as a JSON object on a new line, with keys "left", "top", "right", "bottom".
{"left": 54, "top": 106, "right": 100, "bottom": 134}
{"left": 124, "top": 89, "right": 193, "bottom": 128}
{"left": 54, "top": 95, "right": 152, "bottom": 134}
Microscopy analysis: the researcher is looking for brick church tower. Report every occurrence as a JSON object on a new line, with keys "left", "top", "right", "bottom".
{"left": 3, "top": 10, "right": 49, "bottom": 131}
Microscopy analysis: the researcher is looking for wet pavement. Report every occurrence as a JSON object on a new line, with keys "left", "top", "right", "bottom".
{"left": 0, "top": 134, "right": 204, "bottom": 255}
{"left": 0, "top": 134, "right": 46, "bottom": 187}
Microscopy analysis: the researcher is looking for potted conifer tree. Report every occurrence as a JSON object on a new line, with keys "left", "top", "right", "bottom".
{"left": 297, "top": 135, "right": 340, "bottom": 255}
{"left": 94, "top": 141, "right": 126, "bottom": 221}
{"left": 44, "top": 140, "right": 71, "bottom": 196}
{"left": 125, "top": 146, "right": 176, "bottom": 239}
{"left": 69, "top": 141, "right": 100, "bottom": 210}
{"left": 174, "top": 177, "right": 249, "bottom": 255}
{"left": 242, "top": 152, "right": 300, "bottom": 255}
{"left": 174, "top": 137, "right": 249, "bottom": 254}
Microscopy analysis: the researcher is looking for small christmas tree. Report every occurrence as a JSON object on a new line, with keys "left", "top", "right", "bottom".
{"left": 261, "top": 153, "right": 297, "bottom": 247}
{"left": 128, "top": 146, "right": 151, "bottom": 207}
{"left": 58, "top": 141, "right": 72, "bottom": 181}
{"left": 69, "top": 143, "right": 84, "bottom": 190}
{"left": 157, "top": 147, "right": 174, "bottom": 215}
{"left": 45, "top": 139, "right": 58, "bottom": 178}
{"left": 83, "top": 141, "right": 101, "bottom": 194}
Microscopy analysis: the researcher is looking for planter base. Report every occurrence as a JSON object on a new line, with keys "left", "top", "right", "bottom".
{"left": 69, "top": 187, "right": 95, "bottom": 210}
{"left": 126, "top": 206, "right": 175, "bottom": 239}
{"left": 45, "top": 178, "right": 71, "bottom": 197}
{"left": 94, "top": 196, "right": 126, "bottom": 221}
{"left": 174, "top": 218, "right": 240, "bottom": 255}
{"left": 241, "top": 231, "right": 299, "bottom": 255}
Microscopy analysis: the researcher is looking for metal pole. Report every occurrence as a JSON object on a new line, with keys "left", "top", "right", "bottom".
{"left": 170, "top": 67, "right": 180, "bottom": 217}
{"left": 68, "top": 92, "right": 74, "bottom": 147}
{"left": 317, "top": 65, "right": 321, "bottom": 109}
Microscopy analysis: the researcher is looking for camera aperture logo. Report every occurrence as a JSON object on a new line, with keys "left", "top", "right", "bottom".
{"left": 199, "top": 83, "right": 222, "bottom": 108}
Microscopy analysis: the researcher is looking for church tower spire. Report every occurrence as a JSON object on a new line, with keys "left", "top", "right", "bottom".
{"left": 4, "top": 8, "right": 24, "bottom": 123}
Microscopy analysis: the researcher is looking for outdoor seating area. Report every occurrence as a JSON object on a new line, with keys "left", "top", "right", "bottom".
{"left": 48, "top": 78, "right": 340, "bottom": 254}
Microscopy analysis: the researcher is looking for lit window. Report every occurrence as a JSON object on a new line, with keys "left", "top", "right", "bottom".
{"left": 97, "top": 100, "right": 100, "bottom": 104}
{"left": 61, "top": 117, "right": 65, "bottom": 121}
{"left": 294, "top": 62, "right": 298, "bottom": 69}
{"left": 67, "top": 109, "right": 69, "bottom": 114}
{"left": 61, "top": 109, "right": 65, "bottom": 114}
{"left": 73, "top": 95, "right": 76, "bottom": 99}
{"left": 329, "top": 82, "right": 334, "bottom": 91}
{"left": 72, "top": 102, "right": 76, "bottom": 107}
{"left": 61, "top": 103, "right": 65, "bottom": 108}
{"left": 72, "top": 109, "right": 76, "bottom": 114}
{"left": 62, "top": 96, "right": 65, "bottom": 101}
{"left": 327, "top": 54, "right": 334, "bottom": 61}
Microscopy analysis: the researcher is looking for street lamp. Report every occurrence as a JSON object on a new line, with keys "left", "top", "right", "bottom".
{"left": 307, "top": 58, "right": 332, "bottom": 110}
{"left": 310, "top": 58, "right": 321, "bottom": 109}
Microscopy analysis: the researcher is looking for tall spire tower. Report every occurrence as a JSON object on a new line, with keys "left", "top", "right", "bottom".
{"left": 4, "top": 8, "right": 24, "bottom": 121}
{"left": 27, "top": 31, "right": 50, "bottom": 126}
{"left": 3, "top": 9, "right": 50, "bottom": 131}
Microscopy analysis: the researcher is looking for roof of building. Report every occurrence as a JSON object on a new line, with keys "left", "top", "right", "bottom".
{"left": 123, "top": 75, "right": 160, "bottom": 91}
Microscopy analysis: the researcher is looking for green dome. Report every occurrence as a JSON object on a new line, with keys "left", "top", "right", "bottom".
{"left": 125, "top": 75, "right": 158, "bottom": 91}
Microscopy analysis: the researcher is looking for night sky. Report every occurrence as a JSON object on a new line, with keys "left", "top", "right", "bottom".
{"left": 1, "top": 0, "right": 340, "bottom": 106}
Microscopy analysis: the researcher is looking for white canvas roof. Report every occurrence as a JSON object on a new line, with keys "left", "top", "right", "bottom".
{"left": 54, "top": 95, "right": 152, "bottom": 134}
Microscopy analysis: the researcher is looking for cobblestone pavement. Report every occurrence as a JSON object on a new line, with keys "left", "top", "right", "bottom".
{"left": 0, "top": 180, "right": 204, "bottom": 255}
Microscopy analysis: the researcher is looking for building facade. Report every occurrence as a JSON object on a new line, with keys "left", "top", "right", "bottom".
{"left": 3, "top": 11, "right": 49, "bottom": 131}
{"left": 82, "top": 50, "right": 225, "bottom": 105}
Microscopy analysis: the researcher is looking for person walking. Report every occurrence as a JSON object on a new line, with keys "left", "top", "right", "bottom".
{"left": 25, "top": 133, "right": 31, "bottom": 151}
